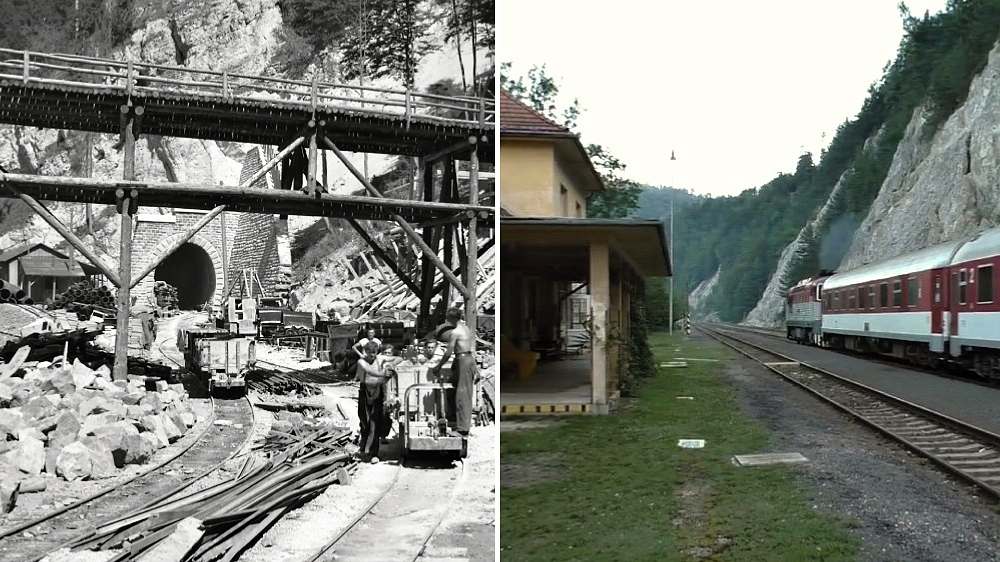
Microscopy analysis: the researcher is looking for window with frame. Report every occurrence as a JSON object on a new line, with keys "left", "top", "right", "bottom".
{"left": 879, "top": 283, "right": 888, "bottom": 307}
{"left": 848, "top": 290, "right": 856, "bottom": 309}
{"left": 868, "top": 286, "right": 876, "bottom": 309}
{"left": 858, "top": 287, "right": 865, "bottom": 309}
{"left": 892, "top": 280, "right": 902, "bottom": 306}
{"left": 959, "top": 270, "right": 968, "bottom": 304}
{"left": 833, "top": 292, "right": 840, "bottom": 310}
{"left": 907, "top": 276, "right": 918, "bottom": 307}
{"left": 978, "top": 265, "right": 993, "bottom": 303}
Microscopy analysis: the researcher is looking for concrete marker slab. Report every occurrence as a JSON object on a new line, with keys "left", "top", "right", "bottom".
{"left": 678, "top": 439, "right": 705, "bottom": 449}
{"left": 733, "top": 452, "right": 808, "bottom": 467}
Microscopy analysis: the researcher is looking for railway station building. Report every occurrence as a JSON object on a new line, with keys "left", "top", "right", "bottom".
{"left": 499, "top": 91, "right": 671, "bottom": 415}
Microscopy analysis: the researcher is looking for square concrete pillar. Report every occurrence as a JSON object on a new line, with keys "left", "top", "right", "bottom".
{"left": 590, "top": 241, "right": 610, "bottom": 408}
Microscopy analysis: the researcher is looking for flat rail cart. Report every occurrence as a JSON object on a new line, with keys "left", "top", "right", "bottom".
{"left": 391, "top": 362, "right": 466, "bottom": 462}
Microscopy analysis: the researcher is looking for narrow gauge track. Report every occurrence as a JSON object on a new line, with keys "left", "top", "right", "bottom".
{"left": 307, "top": 458, "right": 466, "bottom": 562}
{"left": 0, "top": 336, "right": 255, "bottom": 561}
{"left": 700, "top": 325, "right": 1000, "bottom": 500}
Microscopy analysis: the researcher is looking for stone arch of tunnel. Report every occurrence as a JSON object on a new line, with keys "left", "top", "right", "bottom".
{"left": 154, "top": 242, "right": 217, "bottom": 310}
{"left": 137, "top": 230, "right": 225, "bottom": 312}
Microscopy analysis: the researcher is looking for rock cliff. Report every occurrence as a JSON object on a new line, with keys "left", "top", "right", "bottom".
{"left": 840, "top": 40, "right": 1000, "bottom": 269}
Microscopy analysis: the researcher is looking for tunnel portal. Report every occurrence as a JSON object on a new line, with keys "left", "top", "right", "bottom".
{"left": 154, "top": 242, "right": 217, "bottom": 310}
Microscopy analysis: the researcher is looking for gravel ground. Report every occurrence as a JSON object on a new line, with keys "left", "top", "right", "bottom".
{"left": 712, "top": 332, "right": 1000, "bottom": 561}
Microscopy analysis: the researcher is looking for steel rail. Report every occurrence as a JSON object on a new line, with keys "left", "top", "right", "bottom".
{"left": 700, "top": 325, "right": 1000, "bottom": 500}
{"left": 305, "top": 459, "right": 466, "bottom": 562}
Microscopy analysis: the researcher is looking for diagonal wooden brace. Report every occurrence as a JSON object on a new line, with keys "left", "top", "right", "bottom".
{"left": 6, "top": 185, "right": 122, "bottom": 287}
{"left": 320, "top": 135, "right": 473, "bottom": 302}
{"left": 128, "top": 134, "right": 308, "bottom": 289}
{"left": 345, "top": 218, "right": 421, "bottom": 296}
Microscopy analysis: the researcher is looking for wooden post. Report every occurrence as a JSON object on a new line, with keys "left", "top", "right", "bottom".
{"left": 307, "top": 121, "right": 317, "bottom": 195}
{"left": 465, "top": 147, "right": 479, "bottom": 350}
{"left": 114, "top": 104, "right": 136, "bottom": 381}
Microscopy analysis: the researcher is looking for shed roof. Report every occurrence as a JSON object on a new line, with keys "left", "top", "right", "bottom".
{"left": 0, "top": 242, "right": 69, "bottom": 263}
{"left": 499, "top": 90, "right": 572, "bottom": 136}
{"left": 501, "top": 217, "right": 671, "bottom": 277}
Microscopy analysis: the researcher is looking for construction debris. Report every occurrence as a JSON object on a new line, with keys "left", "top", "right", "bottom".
{"left": 153, "top": 281, "right": 179, "bottom": 311}
{"left": 0, "top": 357, "right": 198, "bottom": 513}
{"left": 64, "top": 425, "right": 356, "bottom": 560}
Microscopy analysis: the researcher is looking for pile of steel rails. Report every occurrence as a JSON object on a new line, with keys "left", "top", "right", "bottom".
{"left": 62, "top": 426, "right": 357, "bottom": 561}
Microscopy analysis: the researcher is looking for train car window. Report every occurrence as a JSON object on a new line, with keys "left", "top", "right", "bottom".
{"left": 858, "top": 287, "right": 865, "bottom": 308}
{"left": 978, "top": 265, "right": 993, "bottom": 303}
{"left": 847, "top": 291, "right": 855, "bottom": 309}
{"left": 868, "top": 286, "right": 876, "bottom": 309}
{"left": 959, "top": 270, "right": 968, "bottom": 304}
{"left": 907, "top": 276, "right": 918, "bottom": 307}
{"left": 892, "top": 280, "right": 902, "bottom": 307}
{"left": 879, "top": 283, "right": 888, "bottom": 307}
{"left": 934, "top": 277, "right": 941, "bottom": 304}
{"left": 833, "top": 292, "right": 840, "bottom": 310}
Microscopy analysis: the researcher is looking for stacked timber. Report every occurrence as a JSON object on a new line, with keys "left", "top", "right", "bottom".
{"left": 61, "top": 426, "right": 356, "bottom": 559}
{"left": 153, "top": 281, "right": 179, "bottom": 310}
{"left": 0, "top": 281, "right": 33, "bottom": 305}
{"left": 245, "top": 370, "right": 324, "bottom": 397}
{"left": 0, "top": 358, "right": 197, "bottom": 513}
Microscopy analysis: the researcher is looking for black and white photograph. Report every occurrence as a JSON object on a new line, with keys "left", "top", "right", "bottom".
{"left": 0, "top": 1, "right": 495, "bottom": 560}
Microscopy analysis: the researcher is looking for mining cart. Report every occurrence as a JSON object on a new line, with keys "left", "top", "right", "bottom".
{"left": 180, "top": 327, "right": 255, "bottom": 396}
{"left": 391, "top": 363, "right": 467, "bottom": 463}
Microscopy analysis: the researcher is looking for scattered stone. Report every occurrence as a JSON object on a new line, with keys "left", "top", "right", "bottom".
{"left": 19, "top": 476, "right": 46, "bottom": 493}
{"left": 80, "top": 412, "right": 124, "bottom": 436}
{"left": 160, "top": 414, "right": 182, "bottom": 442}
{"left": 122, "top": 392, "right": 145, "bottom": 406}
{"left": 137, "top": 516, "right": 203, "bottom": 562}
{"left": 140, "top": 393, "right": 163, "bottom": 414}
{"left": 18, "top": 426, "right": 46, "bottom": 442}
{"left": 80, "top": 437, "right": 116, "bottom": 479}
{"left": 22, "top": 395, "right": 57, "bottom": 421}
{"left": 71, "top": 360, "right": 96, "bottom": 390}
{"left": 140, "top": 415, "right": 170, "bottom": 448}
{"left": 0, "top": 381, "right": 13, "bottom": 405}
{"left": 50, "top": 411, "right": 81, "bottom": 448}
{"left": 15, "top": 436, "right": 45, "bottom": 475}
{"left": 56, "top": 442, "right": 93, "bottom": 481}
{"left": 154, "top": 380, "right": 169, "bottom": 392}
{"left": 0, "top": 408, "right": 25, "bottom": 438}
{"left": 0, "top": 479, "right": 19, "bottom": 513}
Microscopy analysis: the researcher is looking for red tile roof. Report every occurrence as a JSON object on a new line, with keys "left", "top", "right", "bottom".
{"left": 500, "top": 90, "right": 573, "bottom": 136}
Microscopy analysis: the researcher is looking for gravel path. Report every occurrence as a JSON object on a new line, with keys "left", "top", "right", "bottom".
{"left": 711, "top": 332, "right": 1000, "bottom": 561}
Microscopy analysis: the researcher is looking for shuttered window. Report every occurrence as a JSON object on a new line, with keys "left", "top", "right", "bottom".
{"left": 978, "top": 265, "right": 993, "bottom": 303}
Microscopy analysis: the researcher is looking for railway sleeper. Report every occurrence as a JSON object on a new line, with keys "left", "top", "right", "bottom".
{"left": 945, "top": 458, "right": 1000, "bottom": 467}
{"left": 908, "top": 438, "right": 969, "bottom": 447}
{"left": 924, "top": 443, "right": 984, "bottom": 453}
{"left": 935, "top": 449, "right": 997, "bottom": 460}
{"left": 890, "top": 426, "right": 943, "bottom": 436}
{"left": 954, "top": 467, "right": 1000, "bottom": 476}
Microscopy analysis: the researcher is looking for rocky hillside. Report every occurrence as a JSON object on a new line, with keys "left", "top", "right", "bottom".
{"left": 638, "top": 1, "right": 1000, "bottom": 326}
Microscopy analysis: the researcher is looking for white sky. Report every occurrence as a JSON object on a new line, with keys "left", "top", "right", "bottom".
{"left": 498, "top": 0, "right": 948, "bottom": 196}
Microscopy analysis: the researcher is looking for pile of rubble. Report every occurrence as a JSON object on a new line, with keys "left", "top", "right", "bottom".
{"left": 0, "top": 357, "right": 198, "bottom": 513}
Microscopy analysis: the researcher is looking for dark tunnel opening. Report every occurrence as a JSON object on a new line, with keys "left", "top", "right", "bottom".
{"left": 154, "top": 242, "right": 216, "bottom": 310}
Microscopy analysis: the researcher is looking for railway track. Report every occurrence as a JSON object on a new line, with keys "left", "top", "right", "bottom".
{"left": 0, "top": 342, "right": 255, "bottom": 561}
{"left": 307, "top": 458, "right": 467, "bottom": 562}
{"left": 700, "top": 325, "right": 1000, "bottom": 500}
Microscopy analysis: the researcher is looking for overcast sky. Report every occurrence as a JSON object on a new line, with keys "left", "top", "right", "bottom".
{"left": 498, "top": 0, "right": 949, "bottom": 196}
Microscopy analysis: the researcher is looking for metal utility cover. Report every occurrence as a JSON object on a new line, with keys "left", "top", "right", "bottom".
{"left": 733, "top": 453, "right": 808, "bottom": 467}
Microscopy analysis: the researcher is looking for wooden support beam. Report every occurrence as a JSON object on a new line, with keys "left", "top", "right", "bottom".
{"left": 307, "top": 121, "right": 317, "bottom": 195}
{"left": 346, "top": 218, "right": 421, "bottom": 295}
{"left": 424, "top": 137, "right": 477, "bottom": 164}
{"left": 340, "top": 258, "right": 368, "bottom": 298}
{"left": 465, "top": 147, "right": 480, "bottom": 346}
{"left": 9, "top": 189, "right": 121, "bottom": 287}
{"left": 320, "top": 136, "right": 473, "bottom": 301}
{"left": 129, "top": 205, "right": 226, "bottom": 289}
{"left": 114, "top": 106, "right": 136, "bottom": 381}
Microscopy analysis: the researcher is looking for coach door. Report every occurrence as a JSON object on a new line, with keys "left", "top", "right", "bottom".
{"left": 951, "top": 269, "right": 963, "bottom": 337}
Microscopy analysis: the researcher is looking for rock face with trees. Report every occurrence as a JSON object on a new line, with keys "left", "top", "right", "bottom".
{"left": 636, "top": 0, "right": 1000, "bottom": 325}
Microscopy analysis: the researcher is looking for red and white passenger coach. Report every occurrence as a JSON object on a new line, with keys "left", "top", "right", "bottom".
{"left": 789, "top": 227, "right": 1000, "bottom": 379}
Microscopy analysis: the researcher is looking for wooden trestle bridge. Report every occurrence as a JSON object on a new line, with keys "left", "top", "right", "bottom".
{"left": 0, "top": 48, "right": 495, "bottom": 379}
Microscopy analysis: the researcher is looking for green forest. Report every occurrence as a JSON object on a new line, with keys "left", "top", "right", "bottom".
{"left": 637, "top": 0, "right": 1000, "bottom": 323}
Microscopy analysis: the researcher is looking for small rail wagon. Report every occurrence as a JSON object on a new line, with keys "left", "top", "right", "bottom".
{"left": 179, "top": 326, "right": 255, "bottom": 395}
{"left": 390, "top": 361, "right": 466, "bottom": 462}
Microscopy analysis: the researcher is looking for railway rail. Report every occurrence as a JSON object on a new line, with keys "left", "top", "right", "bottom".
{"left": 307, "top": 458, "right": 466, "bottom": 562}
{"left": 700, "top": 324, "right": 1000, "bottom": 500}
{"left": 0, "top": 370, "right": 255, "bottom": 561}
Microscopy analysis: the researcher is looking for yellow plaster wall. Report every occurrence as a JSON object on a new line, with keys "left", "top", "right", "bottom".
{"left": 554, "top": 155, "right": 589, "bottom": 218}
{"left": 499, "top": 140, "right": 556, "bottom": 216}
